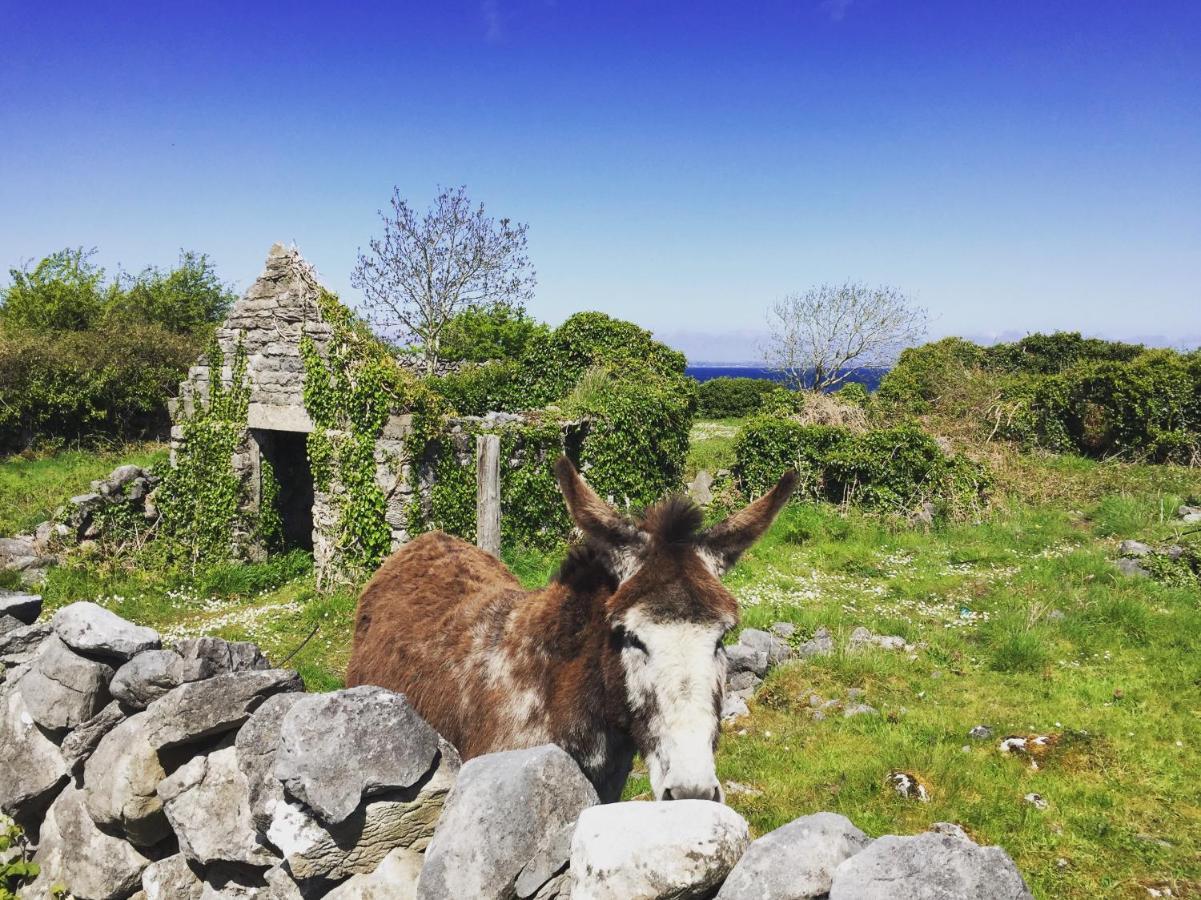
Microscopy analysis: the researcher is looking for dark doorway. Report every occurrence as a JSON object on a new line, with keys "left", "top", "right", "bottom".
{"left": 255, "top": 430, "right": 314, "bottom": 552}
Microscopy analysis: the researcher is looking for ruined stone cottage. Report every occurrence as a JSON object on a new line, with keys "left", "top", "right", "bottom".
{"left": 170, "top": 244, "right": 578, "bottom": 579}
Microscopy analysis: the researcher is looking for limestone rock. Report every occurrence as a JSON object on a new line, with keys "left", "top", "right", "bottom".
{"left": 721, "top": 694, "right": 750, "bottom": 722}
{"left": 418, "top": 745, "right": 598, "bottom": 900}
{"left": 275, "top": 685, "right": 441, "bottom": 825}
{"left": 725, "top": 643, "right": 769, "bottom": 678}
{"left": 0, "top": 614, "right": 22, "bottom": 637}
{"left": 686, "top": 470, "right": 714, "bottom": 505}
{"left": 159, "top": 745, "right": 278, "bottom": 868}
{"left": 1117, "top": 557, "right": 1149, "bottom": 578}
{"left": 110, "top": 649, "right": 184, "bottom": 709}
{"left": 324, "top": 847, "right": 423, "bottom": 900}
{"left": 738, "top": 628, "right": 793, "bottom": 666}
{"left": 269, "top": 741, "right": 457, "bottom": 881}
{"left": 570, "top": 799, "right": 750, "bottom": 900}
{"left": 26, "top": 784, "right": 150, "bottom": 900}
{"left": 796, "top": 626, "right": 835, "bottom": 658}
{"left": 174, "top": 636, "right": 270, "bottom": 681}
{"left": 16, "top": 634, "right": 113, "bottom": 733}
{"left": 0, "top": 686, "right": 69, "bottom": 824}
{"left": 146, "top": 668, "right": 303, "bottom": 750}
{"left": 0, "top": 592, "right": 42, "bottom": 626}
{"left": 83, "top": 712, "right": 170, "bottom": 845}
{"left": 717, "top": 811, "right": 871, "bottom": 899}
{"left": 52, "top": 602, "right": 160, "bottom": 660}
{"left": 0, "top": 622, "right": 51, "bottom": 668}
{"left": 61, "top": 700, "right": 126, "bottom": 771}
{"left": 141, "top": 854, "right": 204, "bottom": 900}
{"left": 1118, "top": 539, "right": 1152, "bottom": 557}
{"left": 829, "top": 830, "right": 1034, "bottom": 899}
{"left": 515, "top": 821, "right": 575, "bottom": 899}
{"left": 235, "top": 691, "right": 307, "bottom": 830}
{"left": 86, "top": 669, "right": 301, "bottom": 845}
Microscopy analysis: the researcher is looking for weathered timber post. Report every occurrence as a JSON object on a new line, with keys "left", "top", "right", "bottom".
{"left": 476, "top": 434, "right": 501, "bottom": 556}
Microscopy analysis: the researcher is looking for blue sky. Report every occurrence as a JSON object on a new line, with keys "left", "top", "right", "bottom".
{"left": 2, "top": 1, "right": 1198, "bottom": 360}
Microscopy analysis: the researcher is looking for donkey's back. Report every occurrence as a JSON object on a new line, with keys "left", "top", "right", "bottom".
{"left": 346, "top": 531, "right": 528, "bottom": 754}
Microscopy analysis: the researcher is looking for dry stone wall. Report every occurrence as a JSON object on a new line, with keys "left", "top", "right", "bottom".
{"left": 1, "top": 597, "right": 1036, "bottom": 900}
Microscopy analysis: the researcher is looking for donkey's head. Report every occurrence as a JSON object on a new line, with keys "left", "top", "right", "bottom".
{"left": 554, "top": 458, "right": 796, "bottom": 802}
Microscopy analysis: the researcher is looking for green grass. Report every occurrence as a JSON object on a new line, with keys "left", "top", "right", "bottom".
{"left": 4, "top": 432, "right": 1201, "bottom": 898}
{"left": 686, "top": 418, "right": 742, "bottom": 477}
{"left": 0, "top": 443, "right": 168, "bottom": 535}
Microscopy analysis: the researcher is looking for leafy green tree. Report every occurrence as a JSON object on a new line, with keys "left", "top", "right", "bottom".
{"left": 438, "top": 304, "right": 549, "bottom": 362}
{"left": 0, "top": 248, "right": 106, "bottom": 330}
{"left": 105, "top": 251, "right": 236, "bottom": 334}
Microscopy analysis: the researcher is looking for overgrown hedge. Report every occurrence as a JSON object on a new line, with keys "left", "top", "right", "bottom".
{"left": 877, "top": 332, "right": 1201, "bottom": 464}
{"left": 0, "top": 324, "right": 197, "bottom": 452}
{"left": 696, "top": 376, "right": 786, "bottom": 418}
{"left": 733, "top": 416, "right": 989, "bottom": 518}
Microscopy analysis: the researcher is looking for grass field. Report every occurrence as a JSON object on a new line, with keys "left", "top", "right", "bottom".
{"left": 4, "top": 428, "right": 1200, "bottom": 898}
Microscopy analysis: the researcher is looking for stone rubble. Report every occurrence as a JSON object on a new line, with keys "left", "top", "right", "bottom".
{"left": 0, "top": 601, "right": 1034, "bottom": 900}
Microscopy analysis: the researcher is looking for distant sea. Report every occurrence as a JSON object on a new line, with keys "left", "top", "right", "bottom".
{"left": 685, "top": 365, "right": 887, "bottom": 392}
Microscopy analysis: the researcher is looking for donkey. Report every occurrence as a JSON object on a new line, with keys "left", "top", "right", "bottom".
{"left": 346, "top": 458, "right": 796, "bottom": 802}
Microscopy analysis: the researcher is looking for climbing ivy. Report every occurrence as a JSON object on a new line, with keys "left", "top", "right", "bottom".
{"left": 299, "top": 291, "right": 445, "bottom": 575}
{"left": 154, "top": 338, "right": 259, "bottom": 569}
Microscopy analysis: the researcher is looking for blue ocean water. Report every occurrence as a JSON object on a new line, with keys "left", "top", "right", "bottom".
{"left": 685, "top": 366, "right": 886, "bottom": 391}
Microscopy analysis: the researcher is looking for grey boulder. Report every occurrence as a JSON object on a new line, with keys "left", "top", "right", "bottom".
{"left": 717, "top": 811, "right": 871, "bottom": 899}
{"left": 275, "top": 685, "right": 441, "bottom": 825}
{"left": 515, "top": 821, "right": 575, "bottom": 899}
{"left": 61, "top": 700, "right": 126, "bottom": 770}
{"left": 418, "top": 744, "right": 598, "bottom": 900}
{"left": 26, "top": 784, "right": 151, "bottom": 900}
{"left": 0, "top": 686, "right": 69, "bottom": 824}
{"left": 0, "top": 622, "right": 51, "bottom": 668}
{"left": 726, "top": 643, "right": 769, "bottom": 678}
{"left": 52, "top": 601, "right": 161, "bottom": 660}
{"left": 739, "top": 628, "right": 793, "bottom": 666}
{"left": 796, "top": 626, "right": 835, "bottom": 659}
{"left": 16, "top": 634, "right": 113, "bottom": 733}
{"left": 174, "top": 636, "right": 270, "bottom": 680}
{"left": 141, "top": 854, "right": 204, "bottom": 900}
{"left": 570, "top": 799, "right": 750, "bottom": 900}
{"left": 268, "top": 738, "right": 459, "bottom": 881}
{"left": 86, "top": 669, "right": 301, "bottom": 845}
{"left": 0, "top": 592, "right": 42, "bottom": 626}
{"left": 1118, "top": 539, "right": 1152, "bottom": 557}
{"left": 235, "top": 691, "right": 307, "bottom": 830}
{"left": 829, "top": 830, "right": 1034, "bottom": 899}
{"left": 159, "top": 744, "right": 278, "bottom": 867}
{"left": 110, "top": 649, "right": 184, "bottom": 708}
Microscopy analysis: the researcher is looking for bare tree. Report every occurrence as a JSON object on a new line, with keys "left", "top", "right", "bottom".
{"left": 351, "top": 186, "right": 536, "bottom": 373}
{"left": 763, "top": 282, "right": 928, "bottom": 391}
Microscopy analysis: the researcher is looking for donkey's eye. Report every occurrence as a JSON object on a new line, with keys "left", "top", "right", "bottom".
{"left": 622, "top": 631, "right": 648, "bottom": 654}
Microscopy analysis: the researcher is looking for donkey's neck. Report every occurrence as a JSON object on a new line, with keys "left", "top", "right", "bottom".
{"left": 513, "top": 572, "right": 634, "bottom": 802}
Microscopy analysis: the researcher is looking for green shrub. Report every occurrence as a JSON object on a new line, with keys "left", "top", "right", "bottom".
{"left": 427, "top": 360, "right": 521, "bottom": 416}
{"left": 875, "top": 337, "right": 986, "bottom": 413}
{"left": 733, "top": 417, "right": 988, "bottom": 518}
{"left": 438, "top": 305, "right": 550, "bottom": 363}
{"left": 564, "top": 375, "right": 695, "bottom": 510}
{"left": 0, "top": 323, "right": 196, "bottom": 452}
{"left": 833, "top": 381, "right": 870, "bottom": 407}
{"left": 0, "top": 247, "right": 106, "bottom": 331}
{"left": 103, "top": 251, "right": 236, "bottom": 335}
{"left": 696, "top": 377, "right": 784, "bottom": 418}
{"left": 519, "top": 311, "right": 688, "bottom": 406}
{"left": 1009, "top": 350, "right": 1200, "bottom": 461}
{"left": 984, "top": 331, "right": 1143, "bottom": 375}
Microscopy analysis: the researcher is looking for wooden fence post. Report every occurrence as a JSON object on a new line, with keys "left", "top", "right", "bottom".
{"left": 476, "top": 434, "right": 501, "bottom": 557}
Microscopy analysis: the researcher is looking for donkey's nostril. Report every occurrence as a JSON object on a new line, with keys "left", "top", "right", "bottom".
{"left": 711, "top": 786, "right": 722, "bottom": 802}
{"left": 662, "top": 788, "right": 676, "bottom": 801}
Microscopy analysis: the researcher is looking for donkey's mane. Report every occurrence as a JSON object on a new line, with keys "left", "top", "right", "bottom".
{"left": 552, "top": 495, "right": 705, "bottom": 590}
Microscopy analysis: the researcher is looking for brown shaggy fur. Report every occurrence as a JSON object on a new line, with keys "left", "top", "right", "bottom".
{"left": 346, "top": 458, "right": 796, "bottom": 800}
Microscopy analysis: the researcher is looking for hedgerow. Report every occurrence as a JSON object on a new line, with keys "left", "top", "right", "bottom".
{"left": 696, "top": 376, "right": 784, "bottom": 418}
{"left": 733, "top": 416, "right": 989, "bottom": 518}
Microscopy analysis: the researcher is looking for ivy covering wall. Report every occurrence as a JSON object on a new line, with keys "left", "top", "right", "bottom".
{"left": 299, "top": 298, "right": 696, "bottom": 570}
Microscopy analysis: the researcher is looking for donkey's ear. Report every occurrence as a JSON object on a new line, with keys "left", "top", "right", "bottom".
{"left": 699, "top": 471, "right": 798, "bottom": 575}
{"left": 554, "top": 457, "right": 643, "bottom": 547}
